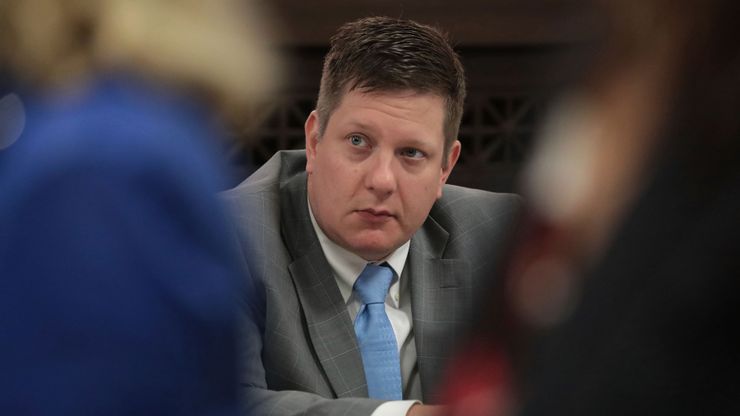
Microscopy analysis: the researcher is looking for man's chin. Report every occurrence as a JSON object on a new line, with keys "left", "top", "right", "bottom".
{"left": 337, "top": 228, "right": 407, "bottom": 260}
{"left": 347, "top": 241, "right": 400, "bottom": 262}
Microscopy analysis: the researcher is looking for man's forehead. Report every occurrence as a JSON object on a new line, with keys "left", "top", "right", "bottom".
{"left": 319, "top": 86, "right": 448, "bottom": 141}
{"left": 334, "top": 88, "right": 445, "bottom": 118}
{"left": 334, "top": 93, "right": 444, "bottom": 133}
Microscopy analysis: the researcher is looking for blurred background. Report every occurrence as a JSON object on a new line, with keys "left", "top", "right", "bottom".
{"left": 2, "top": 0, "right": 737, "bottom": 414}
{"left": 228, "top": 0, "right": 598, "bottom": 191}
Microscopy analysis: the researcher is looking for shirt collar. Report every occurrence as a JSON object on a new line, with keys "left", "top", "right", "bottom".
{"left": 307, "top": 195, "right": 410, "bottom": 304}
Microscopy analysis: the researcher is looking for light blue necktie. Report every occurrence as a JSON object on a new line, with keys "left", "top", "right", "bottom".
{"left": 353, "top": 263, "right": 403, "bottom": 400}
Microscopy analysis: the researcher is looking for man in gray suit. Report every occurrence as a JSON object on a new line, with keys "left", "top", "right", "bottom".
{"left": 223, "top": 17, "right": 520, "bottom": 416}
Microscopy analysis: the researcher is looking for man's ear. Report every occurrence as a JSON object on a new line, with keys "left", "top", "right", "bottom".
{"left": 437, "top": 139, "right": 461, "bottom": 198}
{"left": 305, "top": 110, "right": 320, "bottom": 174}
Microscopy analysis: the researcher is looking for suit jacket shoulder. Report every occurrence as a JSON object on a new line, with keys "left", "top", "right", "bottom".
{"left": 222, "top": 150, "right": 305, "bottom": 285}
{"left": 430, "top": 183, "right": 522, "bottom": 263}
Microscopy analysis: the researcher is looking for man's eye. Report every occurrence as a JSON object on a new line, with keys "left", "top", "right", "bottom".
{"left": 348, "top": 134, "right": 367, "bottom": 147}
{"left": 401, "top": 148, "right": 425, "bottom": 159}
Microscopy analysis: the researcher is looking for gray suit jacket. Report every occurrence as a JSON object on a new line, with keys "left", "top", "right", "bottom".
{"left": 223, "top": 150, "right": 521, "bottom": 416}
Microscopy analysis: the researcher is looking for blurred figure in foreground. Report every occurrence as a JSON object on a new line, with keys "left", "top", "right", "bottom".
{"left": 0, "top": 0, "right": 279, "bottom": 414}
{"left": 443, "top": 0, "right": 740, "bottom": 415}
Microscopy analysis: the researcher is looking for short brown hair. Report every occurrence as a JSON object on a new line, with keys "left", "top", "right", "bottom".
{"left": 316, "top": 16, "right": 466, "bottom": 161}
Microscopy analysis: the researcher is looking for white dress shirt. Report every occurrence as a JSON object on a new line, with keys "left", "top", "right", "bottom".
{"left": 308, "top": 201, "right": 420, "bottom": 416}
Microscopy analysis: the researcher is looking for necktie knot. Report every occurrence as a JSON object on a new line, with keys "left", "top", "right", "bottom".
{"left": 353, "top": 263, "right": 393, "bottom": 305}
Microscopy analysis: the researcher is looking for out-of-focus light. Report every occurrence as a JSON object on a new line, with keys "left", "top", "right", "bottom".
{"left": 0, "top": 93, "right": 25, "bottom": 150}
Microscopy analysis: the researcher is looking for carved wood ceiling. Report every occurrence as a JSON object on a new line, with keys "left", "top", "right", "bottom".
{"left": 259, "top": 0, "right": 594, "bottom": 46}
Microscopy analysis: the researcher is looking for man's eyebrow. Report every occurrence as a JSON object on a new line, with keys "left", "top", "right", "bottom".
{"left": 344, "top": 120, "right": 377, "bottom": 133}
{"left": 400, "top": 138, "right": 433, "bottom": 149}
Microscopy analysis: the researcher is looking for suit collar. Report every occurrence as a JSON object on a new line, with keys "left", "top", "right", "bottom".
{"left": 280, "top": 172, "right": 370, "bottom": 398}
{"left": 408, "top": 216, "right": 471, "bottom": 403}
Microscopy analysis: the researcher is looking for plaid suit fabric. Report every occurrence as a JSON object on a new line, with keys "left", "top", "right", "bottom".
{"left": 222, "top": 150, "right": 521, "bottom": 416}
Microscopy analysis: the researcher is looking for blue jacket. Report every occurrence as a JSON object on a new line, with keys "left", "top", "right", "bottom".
{"left": 0, "top": 77, "right": 244, "bottom": 415}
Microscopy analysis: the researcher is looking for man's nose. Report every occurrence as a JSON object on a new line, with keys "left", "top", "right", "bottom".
{"left": 365, "top": 152, "right": 397, "bottom": 196}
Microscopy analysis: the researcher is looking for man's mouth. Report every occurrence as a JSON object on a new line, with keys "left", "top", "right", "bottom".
{"left": 355, "top": 208, "right": 395, "bottom": 222}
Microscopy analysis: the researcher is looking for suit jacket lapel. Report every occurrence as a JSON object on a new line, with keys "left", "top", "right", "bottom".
{"left": 409, "top": 217, "right": 471, "bottom": 404}
{"left": 280, "top": 172, "right": 369, "bottom": 398}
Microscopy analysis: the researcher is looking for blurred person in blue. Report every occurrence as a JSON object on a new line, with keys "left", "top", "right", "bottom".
{"left": 0, "top": 0, "right": 280, "bottom": 414}
{"left": 441, "top": 0, "right": 740, "bottom": 415}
